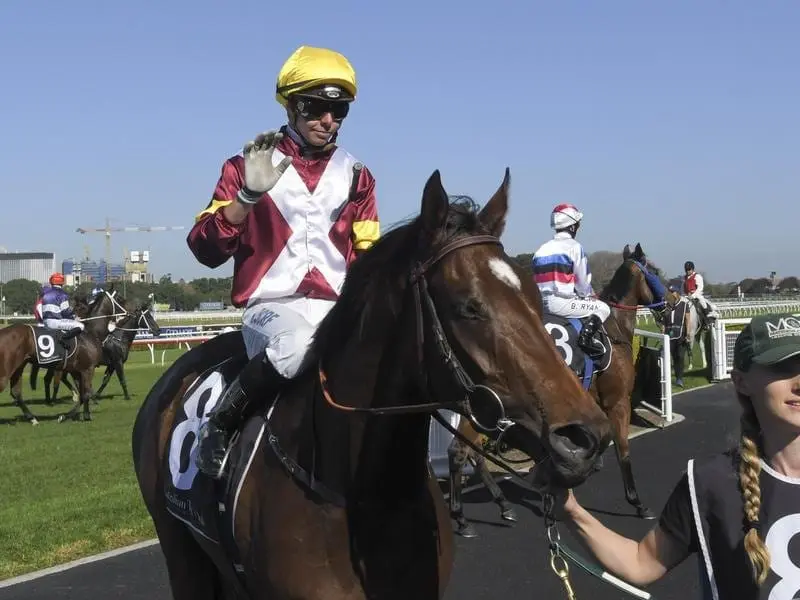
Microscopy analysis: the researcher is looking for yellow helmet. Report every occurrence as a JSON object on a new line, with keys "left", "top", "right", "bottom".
{"left": 275, "top": 46, "right": 357, "bottom": 107}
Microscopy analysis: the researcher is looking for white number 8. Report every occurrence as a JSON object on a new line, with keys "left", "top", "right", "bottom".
{"left": 37, "top": 334, "right": 55, "bottom": 358}
{"left": 765, "top": 513, "right": 800, "bottom": 600}
{"left": 545, "top": 323, "right": 573, "bottom": 367}
{"left": 168, "top": 372, "right": 224, "bottom": 490}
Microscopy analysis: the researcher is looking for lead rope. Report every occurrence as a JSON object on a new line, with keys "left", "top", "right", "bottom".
{"left": 543, "top": 494, "right": 578, "bottom": 599}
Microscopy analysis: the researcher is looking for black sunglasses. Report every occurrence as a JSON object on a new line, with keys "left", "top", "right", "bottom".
{"left": 294, "top": 97, "right": 350, "bottom": 121}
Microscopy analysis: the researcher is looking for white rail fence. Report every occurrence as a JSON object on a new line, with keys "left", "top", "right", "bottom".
{"left": 4, "top": 298, "right": 800, "bottom": 325}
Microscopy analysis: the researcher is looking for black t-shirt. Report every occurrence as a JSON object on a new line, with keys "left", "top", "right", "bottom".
{"left": 659, "top": 450, "right": 800, "bottom": 600}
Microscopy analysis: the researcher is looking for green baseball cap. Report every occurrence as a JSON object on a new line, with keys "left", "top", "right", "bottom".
{"left": 733, "top": 313, "right": 800, "bottom": 371}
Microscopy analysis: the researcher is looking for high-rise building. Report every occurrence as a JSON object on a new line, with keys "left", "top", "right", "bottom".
{"left": 62, "top": 259, "right": 126, "bottom": 285}
{"left": 0, "top": 252, "right": 56, "bottom": 284}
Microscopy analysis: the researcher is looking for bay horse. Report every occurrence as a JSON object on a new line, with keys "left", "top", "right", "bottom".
{"left": 132, "top": 169, "right": 613, "bottom": 600}
{"left": 33, "top": 302, "right": 161, "bottom": 404}
{"left": 0, "top": 289, "right": 126, "bottom": 423}
{"left": 445, "top": 242, "right": 671, "bottom": 529}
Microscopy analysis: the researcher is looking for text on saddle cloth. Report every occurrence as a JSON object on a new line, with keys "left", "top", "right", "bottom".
{"left": 164, "top": 357, "right": 250, "bottom": 544}
{"left": 542, "top": 314, "right": 613, "bottom": 390}
{"left": 28, "top": 326, "right": 75, "bottom": 366}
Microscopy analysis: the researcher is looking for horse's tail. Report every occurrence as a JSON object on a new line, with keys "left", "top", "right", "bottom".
{"left": 29, "top": 364, "right": 39, "bottom": 390}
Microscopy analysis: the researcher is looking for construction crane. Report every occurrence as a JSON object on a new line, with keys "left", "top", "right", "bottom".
{"left": 76, "top": 217, "right": 186, "bottom": 267}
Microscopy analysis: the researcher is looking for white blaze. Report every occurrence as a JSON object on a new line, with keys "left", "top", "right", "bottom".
{"left": 489, "top": 258, "right": 521, "bottom": 290}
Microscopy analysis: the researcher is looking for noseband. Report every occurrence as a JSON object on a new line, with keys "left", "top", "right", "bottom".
{"left": 319, "top": 233, "right": 512, "bottom": 433}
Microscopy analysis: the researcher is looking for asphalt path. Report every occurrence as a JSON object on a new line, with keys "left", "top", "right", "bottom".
{"left": 0, "top": 383, "right": 738, "bottom": 599}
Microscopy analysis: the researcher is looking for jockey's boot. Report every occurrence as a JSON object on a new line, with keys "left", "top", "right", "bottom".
{"left": 60, "top": 327, "right": 83, "bottom": 350}
{"left": 577, "top": 314, "right": 605, "bottom": 360}
{"left": 196, "top": 354, "right": 288, "bottom": 480}
{"left": 61, "top": 327, "right": 82, "bottom": 340}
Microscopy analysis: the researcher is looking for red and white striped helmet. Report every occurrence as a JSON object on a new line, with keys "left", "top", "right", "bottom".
{"left": 550, "top": 203, "right": 584, "bottom": 230}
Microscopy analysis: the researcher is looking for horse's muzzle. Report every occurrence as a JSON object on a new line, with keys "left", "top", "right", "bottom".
{"left": 546, "top": 422, "right": 609, "bottom": 488}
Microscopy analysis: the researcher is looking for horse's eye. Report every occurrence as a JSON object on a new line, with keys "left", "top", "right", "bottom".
{"left": 452, "top": 298, "right": 488, "bottom": 320}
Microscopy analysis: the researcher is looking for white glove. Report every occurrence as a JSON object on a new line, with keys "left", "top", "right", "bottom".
{"left": 237, "top": 131, "right": 293, "bottom": 204}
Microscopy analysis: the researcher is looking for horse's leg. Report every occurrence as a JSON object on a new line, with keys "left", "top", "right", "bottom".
{"left": 115, "top": 361, "right": 131, "bottom": 400}
{"left": 152, "top": 501, "right": 224, "bottom": 599}
{"left": 29, "top": 364, "right": 38, "bottom": 391}
{"left": 80, "top": 369, "right": 97, "bottom": 421}
{"left": 56, "top": 372, "right": 79, "bottom": 404}
{"left": 57, "top": 372, "right": 84, "bottom": 423}
{"left": 447, "top": 438, "right": 477, "bottom": 538}
{"left": 92, "top": 365, "right": 114, "bottom": 402}
{"left": 470, "top": 452, "right": 517, "bottom": 523}
{"left": 44, "top": 368, "right": 59, "bottom": 404}
{"left": 609, "top": 401, "right": 655, "bottom": 519}
{"left": 51, "top": 369, "right": 64, "bottom": 402}
{"left": 9, "top": 365, "right": 38, "bottom": 424}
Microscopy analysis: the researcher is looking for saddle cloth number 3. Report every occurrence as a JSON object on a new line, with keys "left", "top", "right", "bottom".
{"left": 545, "top": 322, "right": 574, "bottom": 367}
{"left": 168, "top": 371, "right": 225, "bottom": 490}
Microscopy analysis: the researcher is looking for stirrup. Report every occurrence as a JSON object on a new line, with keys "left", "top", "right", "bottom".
{"left": 212, "top": 431, "right": 239, "bottom": 480}
{"left": 196, "top": 423, "right": 238, "bottom": 480}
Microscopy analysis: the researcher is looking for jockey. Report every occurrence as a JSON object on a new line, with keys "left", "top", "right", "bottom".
{"left": 41, "top": 273, "right": 84, "bottom": 340}
{"left": 682, "top": 261, "right": 719, "bottom": 321}
{"left": 188, "top": 45, "right": 380, "bottom": 479}
{"left": 532, "top": 203, "right": 610, "bottom": 358}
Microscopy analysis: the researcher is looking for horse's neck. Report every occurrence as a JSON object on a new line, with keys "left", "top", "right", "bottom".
{"left": 84, "top": 310, "right": 114, "bottom": 339}
{"left": 311, "top": 314, "right": 431, "bottom": 503}
{"left": 117, "top": 319, "right": 139, "bottom": 345}
{"left": 600, "top": 287, "right": 638, "bottom": 343}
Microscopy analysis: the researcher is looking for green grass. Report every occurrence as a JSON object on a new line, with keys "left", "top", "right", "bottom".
{"left": 0, "top": 334, "right": 717, "bottom": 580}
{"left": 0, "top": 353, "right": 165, "bottom": 579}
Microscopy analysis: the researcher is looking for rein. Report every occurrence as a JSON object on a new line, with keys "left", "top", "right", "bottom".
{"left": 314, "top": 233, "right": 652, "bottom": 599}
{"left": 318, "top": 234, "right": 513, "bottom": 434}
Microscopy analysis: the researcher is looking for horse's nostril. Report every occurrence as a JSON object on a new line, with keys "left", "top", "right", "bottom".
{"left": 548, "top": 424, "right": 598, "bottom": 459}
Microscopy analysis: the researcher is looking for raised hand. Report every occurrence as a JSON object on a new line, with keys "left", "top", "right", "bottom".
{"left": 241, "top": 131, "right": 293, "bottom": 197}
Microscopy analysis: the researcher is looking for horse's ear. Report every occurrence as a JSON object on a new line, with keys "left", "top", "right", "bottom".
{"left": 478, "top": 167, "right": 510, "bottom": 237}
{"left": 634, "top": 242, "right": 644, "bottom": 257}
{"left": 622, "top": 244, "right": 632, "bottom": 259}
{"left": 419, "top": 169, "right": 449, "bottom": 238}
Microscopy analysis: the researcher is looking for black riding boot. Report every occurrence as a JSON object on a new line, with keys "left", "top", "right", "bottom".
{"left": 60, "top": 327, "right": 83, "bottom": 350}
{"left": 196, "top": 354, "right": 288, "bottom": 479}
{"left": 577, "top": 314, "right": 605, "bottom": 359}
{"left": 61, "top": 327, "right": 83, "bottom": 340}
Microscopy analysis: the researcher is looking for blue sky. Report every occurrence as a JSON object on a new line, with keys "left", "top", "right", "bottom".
{"left": 1, "top": 0, "right": 797, "bottom": 283}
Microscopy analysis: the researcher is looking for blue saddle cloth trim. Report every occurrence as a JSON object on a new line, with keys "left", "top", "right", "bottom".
{"left": 568, "top": 318, "right": 594, "bottom": 390}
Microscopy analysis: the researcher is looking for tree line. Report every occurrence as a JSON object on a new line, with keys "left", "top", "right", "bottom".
{"left": 0, "top": 276, "right": 233, "bottom": 315}
{"left": 1, "top": 255, "right": 796, "bottom": 315}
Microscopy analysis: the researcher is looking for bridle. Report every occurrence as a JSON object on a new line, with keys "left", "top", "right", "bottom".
{"left": 318, "top": 233, "right": 512, "bottom": 435}
{"left": 605, "top": 259, "right": 670, "bottom": 321}
{"left": 315, "top": 233, "right": 652, "bottom": 599}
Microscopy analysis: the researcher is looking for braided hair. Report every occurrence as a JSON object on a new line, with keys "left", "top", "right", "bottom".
{"left": 736, "top": 393, "right": 771, "bottom": 585}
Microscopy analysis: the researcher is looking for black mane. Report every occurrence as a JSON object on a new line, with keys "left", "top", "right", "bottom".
{"left": 311, "top": 196, "right": 487, "bottom": 361}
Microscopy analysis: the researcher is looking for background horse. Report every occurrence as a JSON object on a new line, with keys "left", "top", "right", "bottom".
{"left": 35, "top": 301, "right": 161, "bottom": 404}
{"left": 132, "top": 169, "right": 613, "bottom": 600}
{"left": 444, "top": 414, "right": 518, "bottom": 538}
{"left": 0, "top": 289, "right": 125, "bottom": 423}
{"left": 589, "top": 242, "right": 670, "bottom": 519}
{"left": 682, "top": 297, "right": 711, "bottom": 371}
{"left": 440, "top": 242, "right": 668, "bottom": 534}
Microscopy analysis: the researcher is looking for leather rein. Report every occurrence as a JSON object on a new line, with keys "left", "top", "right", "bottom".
{"left": 318, "top": 233, "right": 512, "bottom": 434}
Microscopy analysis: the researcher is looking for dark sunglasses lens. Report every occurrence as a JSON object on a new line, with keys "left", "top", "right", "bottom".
{"left": 298, "top": 98, "right": 349, "bottom": 120}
